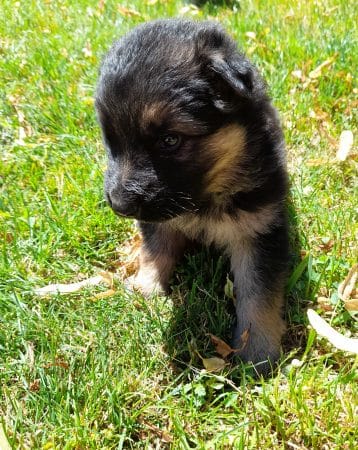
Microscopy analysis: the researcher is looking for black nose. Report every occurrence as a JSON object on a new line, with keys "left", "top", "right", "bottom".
{"left": 106, "top": 192, "right": 139, "bottom": 218}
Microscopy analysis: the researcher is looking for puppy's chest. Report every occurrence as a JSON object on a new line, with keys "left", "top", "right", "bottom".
{"left": 169, "top": 206, "right": 277, "bottom": 250}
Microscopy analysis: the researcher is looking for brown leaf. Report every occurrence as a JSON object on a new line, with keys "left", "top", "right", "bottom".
{"left": 344, "top": 299, "right": 358, "bottom": 312}
{"left": 117, "top": 6, "right": 142, "bottom": 17}
{"left": 139, "top": 419, "right": 173, "bottom": 443}
{"left": 209, "top": 334, "right": 235, "bottom": 358}
{"left": 29, "top": 379, "right": 40, "bottom": 392}
{"left": 338, "top": 264, "right": 357, "bottom": 301}
{"left": 318, "top": 238, "right": 334, "bottom": 252}
{"left": 308, "top": 56, "right": 336, "bottom": 79}
{"left": 44, "top": 358, "right": 69, "bottom": 369}
{"left": 317, "top": 296, "right": 333, "bottom": 312}
{"left": 116, "top": 232, "right": 142, "bottom": 278}
{"left": 93, "top": 288, "right": 116, "bottom": 300}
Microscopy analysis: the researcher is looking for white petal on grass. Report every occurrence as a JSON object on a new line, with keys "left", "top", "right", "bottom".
{"left": 307, "top": 309, "right": 358, "bottom": 354}
{"left": 336, "top": 130, "right": 353, "bottom": 161}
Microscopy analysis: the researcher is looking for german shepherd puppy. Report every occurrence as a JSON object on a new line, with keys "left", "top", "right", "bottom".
{"left": 95, "top": 19, "right": 289, "bottom": 375}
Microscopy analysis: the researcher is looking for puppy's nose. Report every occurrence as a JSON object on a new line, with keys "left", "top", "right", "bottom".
{"left": 106, "top": 192, "right": 139, "bottom": 218}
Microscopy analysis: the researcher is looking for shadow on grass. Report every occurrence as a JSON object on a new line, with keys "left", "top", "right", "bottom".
{"left": 163, "top": 199, "right": 309, "bottom": 377}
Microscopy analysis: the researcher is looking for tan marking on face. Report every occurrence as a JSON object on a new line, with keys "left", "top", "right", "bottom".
{"left": 141, "top": 102, "right": 167, "bottom": 130}
{"left": 204, "top": 124, "right": 247, "bottom": 194}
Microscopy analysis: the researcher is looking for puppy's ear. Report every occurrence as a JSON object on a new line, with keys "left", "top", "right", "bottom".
{"left": 207, "top": 54, "right": 256, "bottom": 99}
{"left": 195, "top": 25, "right": 265, "bottom": 108}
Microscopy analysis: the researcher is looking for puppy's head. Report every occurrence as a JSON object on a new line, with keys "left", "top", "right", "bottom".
{"left": 95, "top": 19, "right": 266, "bottom": 222}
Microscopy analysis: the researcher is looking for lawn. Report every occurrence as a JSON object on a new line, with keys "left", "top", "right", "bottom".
{"left": 0, "top": 0, "right": 357, "bottom": 448}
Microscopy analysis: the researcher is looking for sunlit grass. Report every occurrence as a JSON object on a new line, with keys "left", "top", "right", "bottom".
{"left": 0, "top": 0, "right": 357, "bottom": 448}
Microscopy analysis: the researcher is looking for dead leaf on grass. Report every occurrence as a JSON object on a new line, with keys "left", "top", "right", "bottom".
{"left": 93, "top": 288, "right": 116, "bottom": 300}
{"left": 116, "top": 232, "right": 142, "bottom": 278}
{"left": 35, "top": 271, "right": 113, "bottom": 296}
{"left": 317, "top": 296, "right": 333, "bottom": 312}
{"left": 43, "top": 358, "right": 69, "bottom": 369}
{"left": 344, "top": 299, "right": 358, "bottom": 312}
{"left": 117, "top": 6, "right": 142, "bottom": 17}
{"left": 208, "top": 328, "right": 249, "bottom": 359}
{"left": 208, "top": 334, "right": 235, "bottom": 358}
{"left": 307, "top": 308, "right": 358, "bottom": 354}
{"left": 29, "top": 379, "right": 40, "bottom": 392}
{"left": 336, "top": 130, "right": 354, "bottom": 161}
{"left": 308, "top": 56, "right": 336, "bottom": 79}
{"left": 338, "top": 264, "right": 357, "bottom": 301}
{"left": 139, "top": 419, "right": 173, "bottom": 444}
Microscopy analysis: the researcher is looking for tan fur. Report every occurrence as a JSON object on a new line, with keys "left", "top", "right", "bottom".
{"left": 141, "top": 102, "right": 166, "bottom": 130}
{"left": 129, "top": 223, "right": 188, "bottom": 295}
{"left": 169, "top": 203, "right": 279, "bottom": 249}
{"left": 129, "top": 251, "right": 176, "bottom": 295}
{"left": 204, "top": 124, "right": 247, "bottom": 194}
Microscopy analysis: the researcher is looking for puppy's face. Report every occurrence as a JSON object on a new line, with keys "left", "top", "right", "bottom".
{"left": 96, "top": 20, "right": 265, "bottom": 222}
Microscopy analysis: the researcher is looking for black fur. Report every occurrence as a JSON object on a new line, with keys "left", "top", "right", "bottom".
{"left": 96, "top": 19, "right": 289, "bottom": 375}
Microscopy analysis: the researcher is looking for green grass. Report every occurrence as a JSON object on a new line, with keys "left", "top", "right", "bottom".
{"left": 1, "top": 0, "right": 357, "bottom": 448}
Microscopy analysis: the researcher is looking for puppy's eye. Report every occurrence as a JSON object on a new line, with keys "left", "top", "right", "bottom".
{"left": 159, "top": 134, "right": 181, "bottom": 150}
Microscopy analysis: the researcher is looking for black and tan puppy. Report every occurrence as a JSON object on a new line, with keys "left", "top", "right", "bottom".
{"left": 95, "top": 19, "right": 289, "bottom": 374}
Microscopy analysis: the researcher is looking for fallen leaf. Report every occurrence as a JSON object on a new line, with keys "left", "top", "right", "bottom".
{"left": 317, "top": 296, "right": 333, "bottom": 311}
{"left": 317, "top": 238, "right": 334, "bottom": 252}
{"left": 336, "top": 130, "right": 354, "bottom": 161}
{"left": 93, "top": 288, "right": 116, "bottom": 300}
{"left": 209, "top": 334, "right": 235, "bottom": 358}
{"left": 238, "top": 328, "right": 250, "bottom": 351}
{"left": 308, "top": 56, "right": 336, "bottom": 79}
{"left": 29, "top": 379, "right": 40, "bottom": 392}
{"left": 117, "top": 6, "right": 142, "bottom": 17}
{"left": 307, "top": 308, "right": 358, "bottom": 354}
{"left": 116, "top": 233, "right": 141, "bottom": 278}
{"left": 338, "top": 264, "right": 357, "bottom": 301}
{"left": 202, "top": 356, "right": 227, "bottom": 372}
{"left": 344, "top": 299, "right": 358, "bottom": 312}
{"left": 139, "top": 419, "right": 173, "bottom": 443}
{"left": 43, "top": 358, "right": 69, "bottom": 369}
{"left": 35, "top": 271, "right": 113, "bottom": 296}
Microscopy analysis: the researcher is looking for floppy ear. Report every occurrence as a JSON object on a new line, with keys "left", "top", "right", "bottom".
{"left": 208, "top": 55, "right": 255, "bottom": 99}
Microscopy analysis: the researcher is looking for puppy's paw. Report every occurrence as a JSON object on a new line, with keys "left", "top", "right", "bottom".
{"left": 125, "top": 273, "right": 165, "bottom": 297}
{"left": 232, "top": 325, "right": 283, "bottom": 376}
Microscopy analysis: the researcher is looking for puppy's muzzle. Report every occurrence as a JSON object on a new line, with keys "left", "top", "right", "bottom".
{"left": 106, "top": 190, "right": 140, "bottom": 218}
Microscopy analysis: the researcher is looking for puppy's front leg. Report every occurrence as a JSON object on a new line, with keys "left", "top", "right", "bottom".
{"left": 231, "top": 225, "right": 288, "bottom": 374}
{"left": 129, "top": 223, "right": 188, "bottom": 296}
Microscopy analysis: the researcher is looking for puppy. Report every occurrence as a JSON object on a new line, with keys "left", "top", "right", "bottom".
{"left": 95, "top": 19, "right": 289, "bottom": 375}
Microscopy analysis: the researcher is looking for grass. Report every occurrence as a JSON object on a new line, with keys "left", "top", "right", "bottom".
{"left": 0, "top": 0, "right": 357, "bottom": 448}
